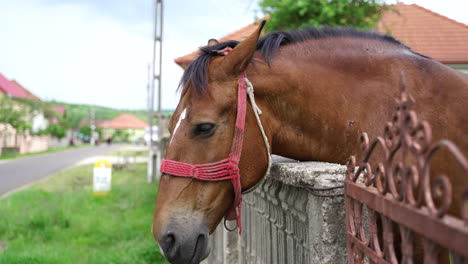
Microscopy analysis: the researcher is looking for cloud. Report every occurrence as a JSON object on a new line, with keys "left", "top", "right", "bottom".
{"left": 0, "top": 0, "right": 259, "bottom": 110}
{"left": 3, "top": 0, "right": 464, "bottom": 111}
{"left": 1, "top": 2, "right": 151, "bottom": 109}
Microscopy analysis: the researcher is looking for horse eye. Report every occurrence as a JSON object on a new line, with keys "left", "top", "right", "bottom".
{"left": 194, "top": 123, "right": 216, "bottom": 136}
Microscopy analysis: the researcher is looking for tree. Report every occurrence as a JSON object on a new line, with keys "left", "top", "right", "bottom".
{"left": 47, "top": 123, "right": 66, "bottom": 139}
{"left": 43, "top": 104, "right": 70, "bottom": 138}
{"left": 0, "top": 97, "right": 31, "bottom": 133}
{"left": 113, "top": 129, "right": 130, "bottom": 142}
{"left": 258, "top": 0, "right": 386, "bottom": 32}
{"left": 79, "top": 125, "right": 92, "bottom": 138}
{"left": 0, "top": 96, "right": 31, "bottom": 147}
{"left": 79, "top": 125, "right": 101, "bottom": 141}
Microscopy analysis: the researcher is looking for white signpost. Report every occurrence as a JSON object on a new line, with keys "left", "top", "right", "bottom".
{"left": 93, "top": 159, "right": 112, "bottom": 195}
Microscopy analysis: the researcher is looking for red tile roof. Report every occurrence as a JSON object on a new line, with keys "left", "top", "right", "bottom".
{"left": 98, "top": 113, "right": 148, "bottom": 130}
{"left": 11, "top": 80, "right": 41, "bottom": 101}
{"left": 377, "top": 4, "right": 468, "bottom": 64}
{"left": 0, "top": 73, "right": 31, "bottom": 99}
{"left": 175, "top": 5, "right": 468, "bottom": 67}
{"left": 174, "top": 17, "right": 268, "bottom": 68}
{"left": 50, "top": 105, "right": 66, "bottom": 116}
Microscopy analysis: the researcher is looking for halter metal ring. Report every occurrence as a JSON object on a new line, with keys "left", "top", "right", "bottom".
{"left": 224, "top": 218, "right": 238, "bottom": 232}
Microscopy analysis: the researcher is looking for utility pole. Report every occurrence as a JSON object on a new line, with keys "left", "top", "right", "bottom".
{"left": 147, "top": 63, "right": 153, "bottom": 148}
{"left": 148, "top": 0, "right": 164, "bottom": 183}
{"left": 147, "top": 63, "right": 155, "bottom": 182}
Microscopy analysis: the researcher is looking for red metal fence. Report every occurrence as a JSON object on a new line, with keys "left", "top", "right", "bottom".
{"left": 345, "top": 82, "right": 468, "bottom": 263}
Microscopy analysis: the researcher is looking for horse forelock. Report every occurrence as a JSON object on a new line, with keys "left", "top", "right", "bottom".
{"left": 179, "top": 27, "right": 430, "bottom": 96}
{"left": 178, "top": 41, "right": 240, "bottom": 95}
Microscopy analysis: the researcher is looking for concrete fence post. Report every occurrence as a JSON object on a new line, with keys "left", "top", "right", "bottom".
{"left": 203, "top": 156, "right": 348, "bottom": 264}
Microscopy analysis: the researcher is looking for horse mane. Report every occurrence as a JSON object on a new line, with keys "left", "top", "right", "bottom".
{"left": 180, "top": 27, "right": 429, "bottom": 94}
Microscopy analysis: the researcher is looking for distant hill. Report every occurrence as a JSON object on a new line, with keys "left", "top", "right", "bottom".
{"left": 48, "top": 100, "right": 173, "bottom": 128}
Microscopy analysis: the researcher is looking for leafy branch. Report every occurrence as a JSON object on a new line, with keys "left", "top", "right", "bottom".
{"left": 258, "top": 0, "right": 387, "bottom": 32}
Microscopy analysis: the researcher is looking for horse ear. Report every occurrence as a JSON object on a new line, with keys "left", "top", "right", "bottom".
{"left": 219, "top": 20, "right": 266, "bottom": 76}
{"left": 208, "top": 39, "right": 219, "bottom": 45}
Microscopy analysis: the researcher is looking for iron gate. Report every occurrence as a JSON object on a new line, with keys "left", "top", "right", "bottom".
{"left": 345, "top": 81, "right": 468, "bottom": 263}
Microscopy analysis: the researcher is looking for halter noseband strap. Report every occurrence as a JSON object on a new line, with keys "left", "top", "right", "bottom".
{"left": 161, "top": 72, "right": 253, "bottom": 234}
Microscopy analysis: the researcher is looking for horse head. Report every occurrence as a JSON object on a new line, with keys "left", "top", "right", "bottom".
{"left": 152, "top": 21, "right": 269, "bottom": 264}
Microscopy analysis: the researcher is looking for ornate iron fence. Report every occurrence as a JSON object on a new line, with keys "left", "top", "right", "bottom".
{"left": 345, "top": 82, "right": 468, "bottom": 263}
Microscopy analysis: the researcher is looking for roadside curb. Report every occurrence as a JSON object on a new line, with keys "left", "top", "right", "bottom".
{"left": 1, "top": 155, "right": 149, "bottom": 199}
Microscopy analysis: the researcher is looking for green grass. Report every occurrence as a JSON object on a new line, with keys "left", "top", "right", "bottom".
{"left": 0, "top": 144, "right": 90, "bottom": 160}
{"left": 110, "top": 150, "right": 149, "bottom": 158}
{"left": 0, "top": 163, "right": 167, "bottom": 264}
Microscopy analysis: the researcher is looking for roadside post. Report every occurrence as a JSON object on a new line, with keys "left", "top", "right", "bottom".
{"left": 93, "top": 159, "right": 112, "bottom": 195}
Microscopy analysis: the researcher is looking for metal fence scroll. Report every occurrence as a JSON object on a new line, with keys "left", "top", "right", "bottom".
{"left": 345, "top": 81, "right": 468, "bottom": 264}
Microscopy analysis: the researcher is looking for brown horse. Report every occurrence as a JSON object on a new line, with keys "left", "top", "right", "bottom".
{"left": 153, "top": 21, "right": 468, "bottom": 264}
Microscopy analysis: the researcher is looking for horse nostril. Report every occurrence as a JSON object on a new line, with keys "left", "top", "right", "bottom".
{"left": 197, "top": 233, "right": 207, "bottom": 246}
{"left": 192, "top": 232, "right": 209, "bottom": 262}
{"left": 164, "top": 233, "right": 175, "bottom": 246}
{"left": 161, "top": 232, "right": 179, "bottom": 260}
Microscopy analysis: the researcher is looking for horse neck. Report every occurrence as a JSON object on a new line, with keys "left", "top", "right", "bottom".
{"left": 247, "top": 45, "right": 394, "bottom": 164}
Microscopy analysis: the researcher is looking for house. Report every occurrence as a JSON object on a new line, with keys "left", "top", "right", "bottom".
{"left": 377, "top": 3, "right": 468, "bottom": 73}
{"left": 11, "top": 80, "right": 49, "bottom": 132}
{"left": 0, "top": 73, "right": 49, "bottom": 155}
{"left": 98, "top": 113, "right": 148, "bottom": 142}
{"left": 0, "top": 74, "right": 49, "bottom": 133}
{"left": 0, "top": 73, "right": 32, "bottom": 99}
{"left": 50, "top": 105, "right": 66, "bottom": 116}
{"left": 174, "top": 4, "right": 468, "bottom": 73}
{"left": 0, "top": 73, "right": 34, "bottom": 130}
{"left": 47, "top": 105, "right": 66, "bottom": 124}
{"left": 11, "top": 80, "right": 41, "bottom": 101}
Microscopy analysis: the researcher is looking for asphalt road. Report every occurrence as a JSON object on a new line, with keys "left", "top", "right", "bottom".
{"left": 0, "top": 145, "right": 122, "bottom": 196}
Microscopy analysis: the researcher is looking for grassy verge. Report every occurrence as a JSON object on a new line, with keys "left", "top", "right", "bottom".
{"left": 0, "top": 163, "right": 167, "bottom": 264}
{"left": 0, "top": 144, "right": 90, "bottom": 161}
{"left": 110, "top": 150, "right": 149, "bottom": 157}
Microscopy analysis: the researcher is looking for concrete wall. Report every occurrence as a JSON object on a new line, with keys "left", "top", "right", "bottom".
{"left": 49, "top": 137, "right": 67, "bottom": 148}
{"left": 49, "top": 130, "right": 83, "bottom": 148}
{"left": 1, "top": 123, "right": 50, "bottom": 155}
{"left": 0, "top": 135, "right": 49, "bottom": 155}
{"left": 1, "top": 125, "right": 85, "bottom": 154}
{"left": 202, "top": 156, "right": 347, "bottom": 264}
{"left": 19, "top": 135, "right": 49, "bottom": 154}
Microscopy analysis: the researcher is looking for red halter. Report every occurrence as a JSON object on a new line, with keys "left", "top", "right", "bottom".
{"left": 160, "top": 71, "right": 248, "bottom": 234}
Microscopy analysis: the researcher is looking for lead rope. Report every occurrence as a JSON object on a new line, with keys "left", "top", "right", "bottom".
{"left": 241, "top": 78, "right": 271, "bottom": 194}
{"left": 243, "top": 78, "right": 343, "bottom": 198}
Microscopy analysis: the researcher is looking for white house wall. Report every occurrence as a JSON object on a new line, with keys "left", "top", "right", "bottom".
{"left": 31, "top": 110, "right": 49, "bottom": 133}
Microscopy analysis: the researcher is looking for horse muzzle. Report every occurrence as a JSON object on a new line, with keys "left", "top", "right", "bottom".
{"left": 156, "top": 221, "right": 210, "bottom": 264}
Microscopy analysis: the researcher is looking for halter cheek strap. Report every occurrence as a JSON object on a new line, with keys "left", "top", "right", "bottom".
{"left": 160, "top": 72, "right": 271, "bottom": 234}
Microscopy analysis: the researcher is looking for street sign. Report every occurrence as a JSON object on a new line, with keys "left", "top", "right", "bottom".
{"left": 93, "top": 159, "right": 112, "bottom": 195}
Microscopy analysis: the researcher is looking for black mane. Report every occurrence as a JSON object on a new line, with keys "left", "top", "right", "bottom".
{"left": 180, "top": 27, "right": 427, "bottom": 94}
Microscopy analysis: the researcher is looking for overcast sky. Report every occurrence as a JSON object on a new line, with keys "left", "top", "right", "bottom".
{"left": 0, "top": 0, "right": 467, "bottom": 110}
